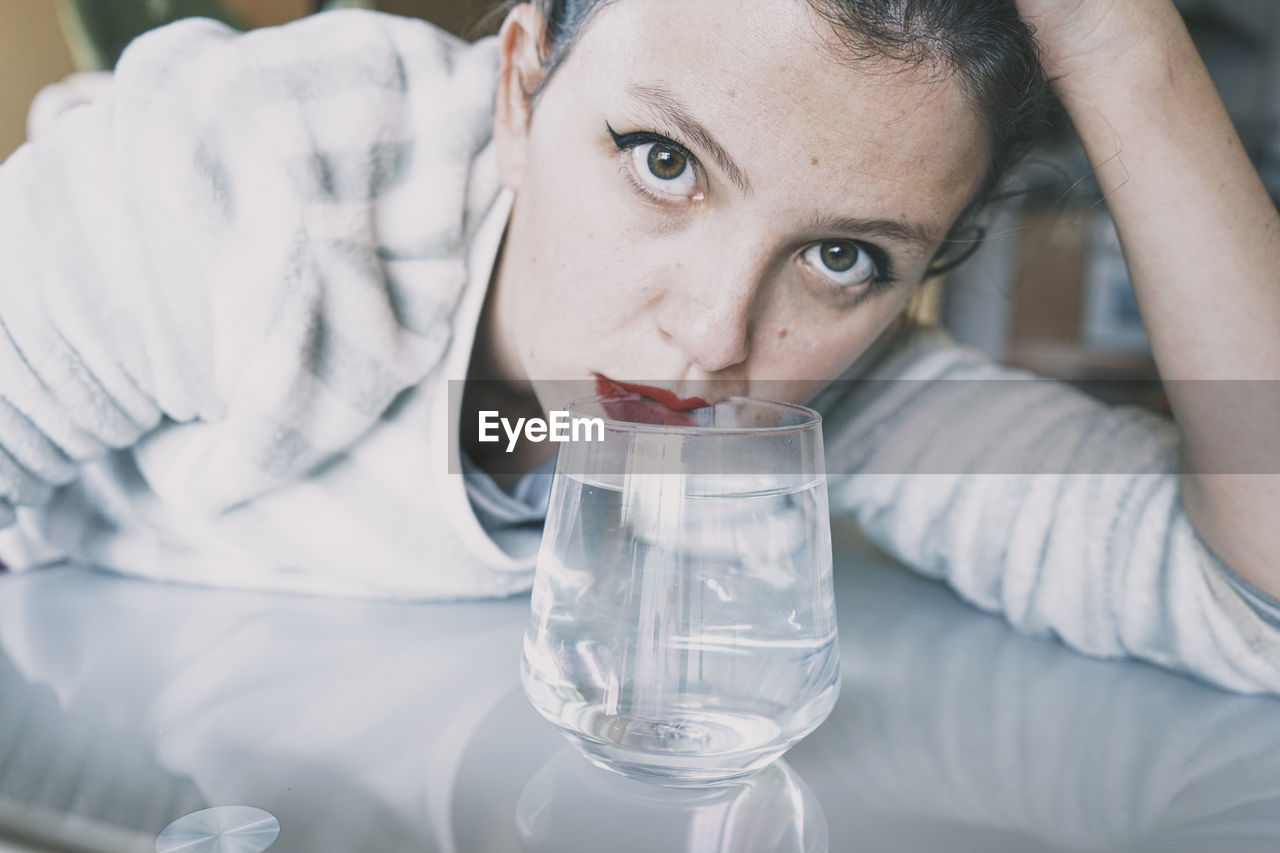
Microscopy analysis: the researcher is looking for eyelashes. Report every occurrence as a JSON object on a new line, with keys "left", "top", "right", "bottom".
{"left": 606, "top": 122, "right": 698, "bottom": 169}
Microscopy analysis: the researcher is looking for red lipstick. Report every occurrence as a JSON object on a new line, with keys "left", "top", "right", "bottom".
{"left": 594, "top": 375, "right": 710, "bottom": 411}
{"left": 593, "top": 374, "right": 711, "bottom": 426}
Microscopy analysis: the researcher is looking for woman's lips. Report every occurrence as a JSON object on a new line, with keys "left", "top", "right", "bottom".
{"left": 593, "top": 374, "right": 710, "bottom": 411}
{"left": 593, "top": 374, "right": 710, "bottom": 426}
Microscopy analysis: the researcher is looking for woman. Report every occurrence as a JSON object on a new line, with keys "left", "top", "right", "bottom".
{"left": 0, "top": 0, "right": 1276, "bottom": 690}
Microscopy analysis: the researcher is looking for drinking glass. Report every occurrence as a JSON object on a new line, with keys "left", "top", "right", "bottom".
{"left": 520, "top": 394, "right": 840, "bottom": 785}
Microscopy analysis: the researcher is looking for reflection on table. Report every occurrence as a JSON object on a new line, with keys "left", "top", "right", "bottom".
{"left": 1, "top": 522, "right": 1278, "bottom": 852}
{"left": 515, "top": 747, "right": 825, "bottom": 853}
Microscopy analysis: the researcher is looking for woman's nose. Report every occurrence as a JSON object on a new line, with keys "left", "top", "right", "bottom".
{"left": 654, "top": 270, "right": 757, "bottom": 374}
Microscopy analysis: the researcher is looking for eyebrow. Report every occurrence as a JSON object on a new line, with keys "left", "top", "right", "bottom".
{"left": 628, "top": 82, "right": 753, "bottom": 195}
{"left": 806, "top": 214, "right": 940, "bottom": 256}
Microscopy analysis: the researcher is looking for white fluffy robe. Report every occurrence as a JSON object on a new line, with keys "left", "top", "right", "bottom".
{"left": 0, "top": 12, "right": 531, "bottom": 598}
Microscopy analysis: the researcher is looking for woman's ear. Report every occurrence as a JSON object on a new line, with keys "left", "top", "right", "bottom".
{"left": 494, "top": 3, "right": 548, "bottom": 193}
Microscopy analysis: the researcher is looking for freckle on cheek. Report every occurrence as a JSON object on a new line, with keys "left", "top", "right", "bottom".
{"left": 777, "top": 328, "right": 788, "bottom": 339}
{"left": 810, "top": 157, "right": 819, "bottom": 166}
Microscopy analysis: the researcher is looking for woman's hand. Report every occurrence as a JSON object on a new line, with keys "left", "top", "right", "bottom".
{"left": 1013, "top": 0, "right": 1183, "bottom": 93}
{"left": 1012, "top": 0, "right": 1280, "bottom": 603}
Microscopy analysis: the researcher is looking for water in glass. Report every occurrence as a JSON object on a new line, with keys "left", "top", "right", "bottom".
{"left": 521, "top": 396, "right": 839, "bottom": 784}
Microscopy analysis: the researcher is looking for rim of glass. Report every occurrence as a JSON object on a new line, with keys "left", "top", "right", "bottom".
{"left": 564, "top": 394, "right": 822, "bottom": 436}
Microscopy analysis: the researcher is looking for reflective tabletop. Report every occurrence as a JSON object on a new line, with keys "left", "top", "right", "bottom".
{"left": 1, "top": 521, "right": 1278, "bottom": 853}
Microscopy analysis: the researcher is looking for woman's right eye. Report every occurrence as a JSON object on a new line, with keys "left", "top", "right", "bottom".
{"left": 608, "top": 123, "right": 702, "bottom": 201}
{"left": 627, "top": 141, "right": 699, "bottom": 196}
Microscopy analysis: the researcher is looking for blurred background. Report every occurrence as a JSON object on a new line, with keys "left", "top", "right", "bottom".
{"left": 1, "top": 0, "right": 1276, "bottom": 397}
{"left": 941, "top": 0, "right": 1280, "bottom": 399}
{"left": 0, "top": 0, "right": 497, "bottom": 163}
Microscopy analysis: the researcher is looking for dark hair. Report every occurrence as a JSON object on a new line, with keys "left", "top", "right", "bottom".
{"left": 512, "top": 0, "right": 1054, "bottom": 275}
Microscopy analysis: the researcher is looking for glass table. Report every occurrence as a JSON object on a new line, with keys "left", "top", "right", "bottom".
{"left": 2, "top": 521, "right": 1278, "bottom": 853}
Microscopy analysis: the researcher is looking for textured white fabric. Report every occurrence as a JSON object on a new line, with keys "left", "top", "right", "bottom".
{"left": 0, "top": 12, "right": 528, "bottom": 598}
{"left": 0, "top": 11, "right": 1276, "bottom": 691}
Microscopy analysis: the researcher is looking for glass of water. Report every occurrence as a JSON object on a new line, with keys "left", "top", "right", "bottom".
{"left": 520, "top": 394, "right": 840, "bottom": 785}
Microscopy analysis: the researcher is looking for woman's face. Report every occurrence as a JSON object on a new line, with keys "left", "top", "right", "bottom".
{"left": 489, "top": 0, "right": 987, "bottom": 412}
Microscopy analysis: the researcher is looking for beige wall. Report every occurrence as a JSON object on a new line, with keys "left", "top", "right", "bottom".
{"left": 0, "top": 1, "right": 75, "bottom": 162}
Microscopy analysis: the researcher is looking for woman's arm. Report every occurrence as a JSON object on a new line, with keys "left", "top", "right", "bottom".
{"left": 819, "top": 321, "right": 1280, "bottom": 694}
{"left": 1015, "top": 0, "right": 1280, "bottom": 598}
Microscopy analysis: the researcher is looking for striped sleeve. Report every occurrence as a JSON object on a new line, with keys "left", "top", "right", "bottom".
{"left": 0, "top": 12, "right": 497, "bottom": 521}
{"left": 817, "top": 323, "right": 1280, "bottom": 694}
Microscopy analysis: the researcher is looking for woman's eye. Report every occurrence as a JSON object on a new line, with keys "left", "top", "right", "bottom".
{"left": 803, "top": 241, "right": 878, "bottom": 287}
{"left": 628, "top": 141, "right": 698, "bottom": 195}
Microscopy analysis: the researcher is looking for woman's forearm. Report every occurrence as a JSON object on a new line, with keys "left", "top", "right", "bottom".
{"left": 1060, "top": 11, "right": 1280, "bottom": 379}
{"left": 1051, "top": 7, "right": 1280, "bottom": 597}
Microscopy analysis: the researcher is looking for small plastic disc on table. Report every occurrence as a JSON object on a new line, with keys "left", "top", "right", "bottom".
{"left": 155, "top": 805, "right": 281, "bottom": 853}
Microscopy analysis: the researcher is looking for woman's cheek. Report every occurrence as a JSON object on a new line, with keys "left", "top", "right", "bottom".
{"left": 780, "top": 315, "right": 883, "bottom": 383}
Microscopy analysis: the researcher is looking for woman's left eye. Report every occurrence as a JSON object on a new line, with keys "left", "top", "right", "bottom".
{"left": 803, "top": 241, "right": 879, "bottom": 287}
